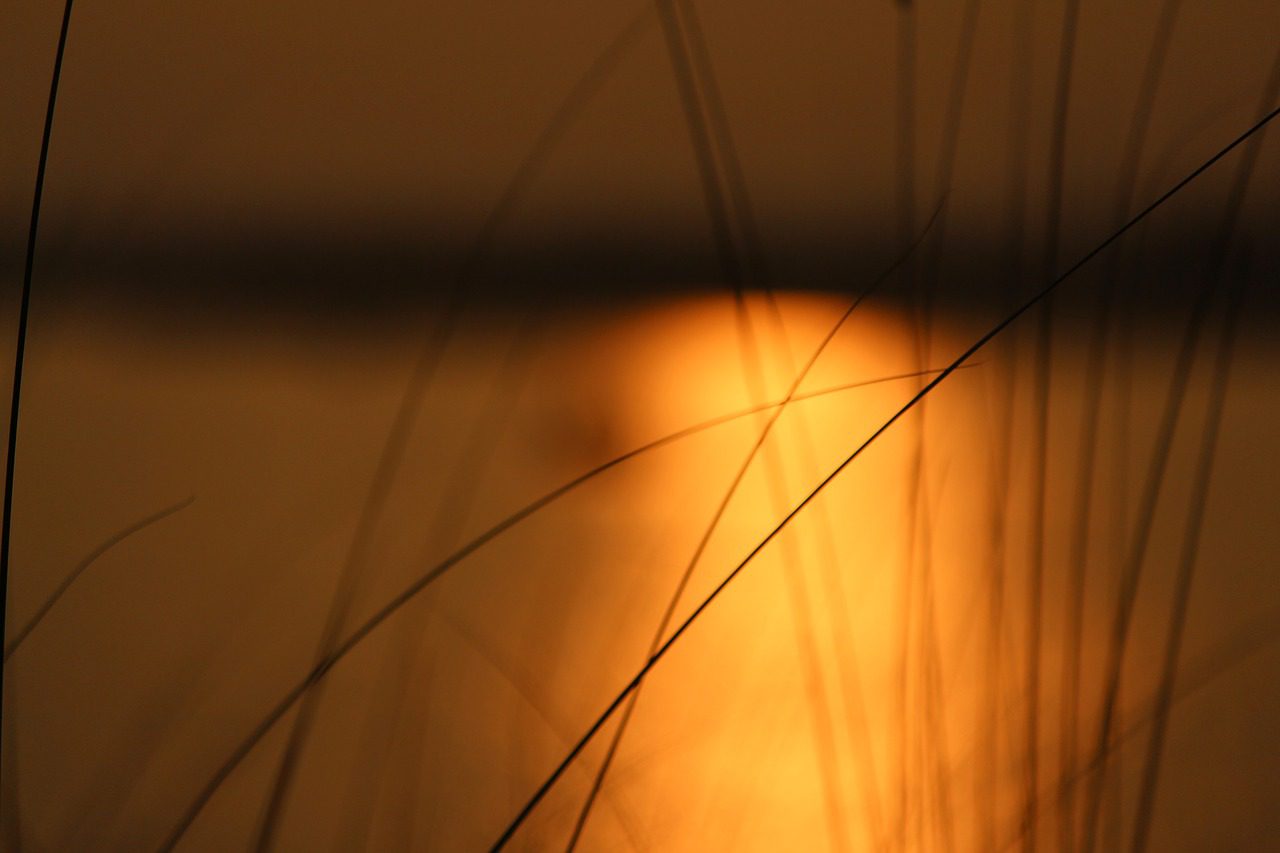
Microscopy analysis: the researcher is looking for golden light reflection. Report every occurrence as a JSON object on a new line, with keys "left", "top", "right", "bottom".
{"left": 5, "top": 290, "right": 1279, "bottom": 851}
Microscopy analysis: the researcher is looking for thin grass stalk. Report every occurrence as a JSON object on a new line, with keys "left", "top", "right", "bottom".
{"left": 1127, "top": 245, "right": 1252, "bottom": 853}
{"left": 893, "top": 2, "right": 919, "bottom": 846}
{"left": 2, "top": 3, "right": 78, "bottom": 846}
{"left": 1023, "top": 3, "right": 1082, "bottom": 849}
{"left": 4, "top": 497, "right": 194, "bottom": 661}
{"left": 1056, "top": 5, "right": 1183, "bottom": 848}
{"left": 561, "top": 216, "right": 942, "bottom": 850}
{"left": 156, "top": 355, "right": 950, "bottom": 850}
{"left": 981, "top": 1, "right": 1036, "bottom": 845}
{"left": 1078, "top": 58, "right": 1280, "bottom": 853}
{"left": 485, "top": 104, "right": 1280, "bottom": 853}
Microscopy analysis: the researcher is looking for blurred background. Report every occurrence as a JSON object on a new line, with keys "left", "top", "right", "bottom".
{"left": 2, "top": 1, "right": 1278, "bottom": 850}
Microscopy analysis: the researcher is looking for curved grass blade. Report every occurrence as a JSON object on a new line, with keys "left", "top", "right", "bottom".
{"left": 3, "top": 0, "right": 78, "bottom": 735}
{"left": 560, "top": 200, "right": 947, "bottom": 853}
{"left": 1128, "top": 248, "right": 1253, "bottom": 853}
{"left": 154, "top": 359, "right": 956, "bottom": 850}
{"left": 1077, "top": 55, "right": 1280, "bottom": 853}
{"left": 243, "top": 11, "right": 655, "bottom": 850}
{"left": 3, "top": 496, "right": 195, "bottom": 661}
{"left": 1056, "top": 4, "right": 1184, "bottom": 847}
{"left": 996, "top": 602, "right": 1280, "bottom": 853}
{"left": 484, "top": 103, "right": 1280, "bottom": 852}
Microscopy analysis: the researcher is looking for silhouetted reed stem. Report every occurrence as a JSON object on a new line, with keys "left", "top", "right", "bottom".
{"left": 486, "top": 104, "right": 1280, "bottom": 853}
{"left": 1057, "top": 4, "right": 1183, "bottom": 847}
{"left": 1078, "top": 55, "right": 1280, "bottom": 853}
